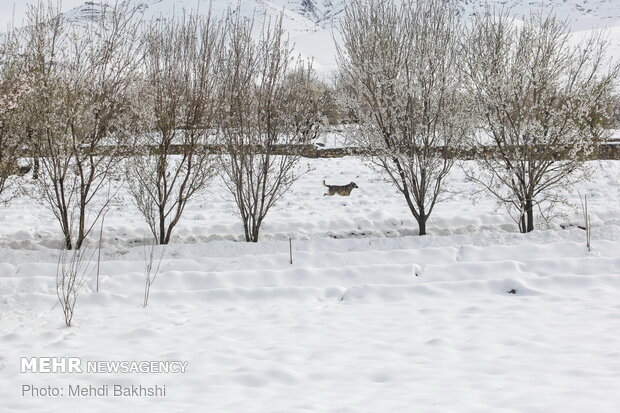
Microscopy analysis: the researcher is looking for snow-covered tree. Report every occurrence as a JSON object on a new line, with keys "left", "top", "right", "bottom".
{"left": 0, "top": 32, "right": 31, "bottom": 198}
{"left": 23, "top": 2, "right": 144, "bottom": 249}
{"left": 462, "top": 11, "right": 619, "bottom": 232}
{"left": 280, "top": 62, "right": 336, "bottom": 142}
{"left": 126, "top": 13, "right": 224, "bottom": 245}
{"left": 0, "top": 72, "right": 31, "bottom": 119}
{"left": 336, "top": 0, "right": 469, "bottom": 235}
{"left": 218, "top": 12, "right": 313, "bottom": 242}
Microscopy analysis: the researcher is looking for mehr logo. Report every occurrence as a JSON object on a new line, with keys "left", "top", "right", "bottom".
{"left": 21, "top": 357, "right": 82, "bottom": 373}
{"left": 20, "top": 357, "right": 188, "bottom": 374}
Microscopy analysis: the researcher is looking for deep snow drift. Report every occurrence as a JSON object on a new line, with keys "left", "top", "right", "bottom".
{"left": 1, "top": 156, "right": 619, "bottom": 412}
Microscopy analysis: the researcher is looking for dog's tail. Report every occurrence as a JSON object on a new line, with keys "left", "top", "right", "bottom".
{"left": 322, "top": 180, "right": 327, "bottom": 187}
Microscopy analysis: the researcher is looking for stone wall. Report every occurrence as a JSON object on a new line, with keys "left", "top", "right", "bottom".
{"left": 37, "top": 142, "right": 620, "bottom": 160}
{"left": 311, "top": 143, "right": 620, "bottom": 160}
{"left": 596, "top": 143, "right": 620, "bottom": 160}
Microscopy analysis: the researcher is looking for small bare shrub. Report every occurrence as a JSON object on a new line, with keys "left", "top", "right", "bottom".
{"left": 56, "top": 249, "right": 95, "bottom": 327}
{"left": 143, "top": 239, "right": 165, "bottom": 308}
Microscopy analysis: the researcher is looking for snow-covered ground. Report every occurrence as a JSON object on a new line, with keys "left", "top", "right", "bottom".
{"left": 1, "top": 156, "right": 619, "bottom": 412}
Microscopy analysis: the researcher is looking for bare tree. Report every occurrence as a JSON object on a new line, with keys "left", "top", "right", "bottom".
{"left": 23, "top": 2, "right": 144, "bottom": 249}
{"left": 218, "top": 12, "right": 312, "bottom": 242}
{"left": 95, "top": 210, "right": 106, "bottom": 292}
{"left": 126, "top": 13, "right": 224, "bottom": 244}
{"left": 142, "top": 238, "right": 165, "bottom": 308}
{"left": 462, "top": 11, "right": 618, "bottom": 232}
{"left": 56, "top": 248, "right": 95, "bottom": 327}
{"left": 578, "top": 191, "right": 592, "bottom": 252}
{"left": 337, "top": 0, "right": 468, "bottom": 235}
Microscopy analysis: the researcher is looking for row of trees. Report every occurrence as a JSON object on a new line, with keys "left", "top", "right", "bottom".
{"left": 338, "top": 0, "right": 618, "bottom": 234}
{"left": 0, "top": 3, "right": 333, "bottom": 247}
{"left": 0, "top": 0, "right": 617, "bottom": 247}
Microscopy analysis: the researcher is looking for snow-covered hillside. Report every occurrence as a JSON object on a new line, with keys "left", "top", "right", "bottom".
{"left": 55, "top": 0, "right": 620, "bottom": 75}
{"left": 64, "top": 0, "right": 620, "bottom": 31}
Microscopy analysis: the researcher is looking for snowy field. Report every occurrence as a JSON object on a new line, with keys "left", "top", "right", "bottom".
{"left": 1, "top": 156, "right": 620, "bottom": 412}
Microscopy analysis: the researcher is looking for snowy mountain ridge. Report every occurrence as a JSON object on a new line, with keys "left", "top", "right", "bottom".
{"left": 63, "top": 0, "right": 620, "bottom": 31}
{"left": 59, "top": 0, "right": 620, "bottom": 75}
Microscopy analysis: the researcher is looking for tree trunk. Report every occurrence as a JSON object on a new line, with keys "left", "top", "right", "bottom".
{"left": 251, "top": 225, "right": 259, "bottom": 243}
{"left": 416, "top": 202, "right": 427, "bottom": 236}
{"left": 242, "top": 217, "right": 251, "bottom": 242}
{"left": 76, "top": 200, "right": 86, "bottom": 250}
{"left": 63, "top": 230, "right": 72, "bottom": 250}
{"left": 159, "top": 206, "right": 166, "bottom": 244}
{"left": 60, "top": 208, "right": 73, "bottom": 250}
{"left": 33, "top": 158, "right": 40, "bottom": 180}
{"left": 418, "top": 215, "right": 427, "bottom": 236}
{"left": 525, "top": 198, "right": 534, "bottom": 233}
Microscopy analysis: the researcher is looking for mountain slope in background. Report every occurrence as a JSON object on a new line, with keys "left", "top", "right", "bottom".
{"left": 61, "top": 0, "right": 620, "bottom": 76}
{"left": 64, "top": 0, "right": 620, "bottom": 30}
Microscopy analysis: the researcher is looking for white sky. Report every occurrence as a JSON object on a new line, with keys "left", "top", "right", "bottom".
{"left": 0, "top": 0, "right": 86, "bottom": 30}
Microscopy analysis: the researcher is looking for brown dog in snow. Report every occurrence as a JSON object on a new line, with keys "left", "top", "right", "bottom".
{"left": 323, "top": 180, "right": 359, "bottom": 196}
